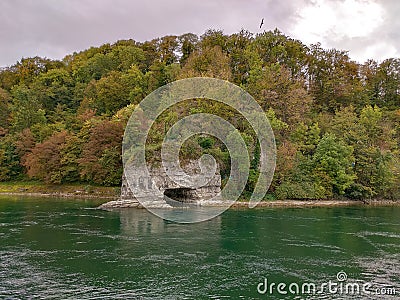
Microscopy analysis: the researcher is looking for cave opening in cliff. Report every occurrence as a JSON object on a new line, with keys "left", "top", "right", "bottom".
{"left": 163, "top": 187, "right": 196, "bottom": 204}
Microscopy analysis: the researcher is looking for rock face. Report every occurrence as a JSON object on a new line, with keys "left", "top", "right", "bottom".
{"left": 99, "top": 160, "right": 221, "bottom": 209}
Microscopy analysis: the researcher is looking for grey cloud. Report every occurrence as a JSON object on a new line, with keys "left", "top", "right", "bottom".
{"left": 295, "top": 0, "right": 400, "bottom": 62}
{"left": 379, "top": 0, "right": 400, "bottom": 46}
{"left": 1, "top": 0, "right": 397, "bottom": 67}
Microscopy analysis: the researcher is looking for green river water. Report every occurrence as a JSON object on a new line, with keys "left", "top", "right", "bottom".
{"left": 0, "top": 196, "right": 399, "bottom": 299}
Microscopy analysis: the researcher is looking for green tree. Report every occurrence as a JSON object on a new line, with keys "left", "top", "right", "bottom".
{"left": 30, "top": 68, "right": 75, "bottom": 111}
{"left": 275, "top": 153, "right": 326, "bottom": 200}
{"left": 84, "top": 67, "right": 144, "bottom": 115}
{"left": 59, "top": 134, "right": 84, "bottom": 183}
{"left": 74, "top": 52, "right": 119, "bottom": 82}
{"left": 251, "top": 29, "right": 308, "bottom": 79}
{"left": 179, "top": 33, "right": 199, "bottom": 65}
{"left": 0, "top": 135, "right": 23, "bottom": 181}
{"left": 10, "top": 85, "right": 46, "bottom": 132}
{"left": 13, "top": 57, "right": 63, "bottom": 85}
{"left": 179, "top": 46, "right": 232, "bottom": 80}
{"left": 200, "top": 29, "right": 228, "bottom": 52}
{"left": 111, "top": 45, "right": 146, "bottom": 72}
{"left": 359, "top": 105, "right": 383, "bottom": 144}
{"left": 291, "top": 122, "right": 321, "bottom": 155}
{"left": 0, "top": 88, "right": 11, "bottom": 129}
{"left": 226, "top": 29, "right": 253, "bottom": 84}
{"left": 312, "top": 133, "right": 356, "bottom": 196}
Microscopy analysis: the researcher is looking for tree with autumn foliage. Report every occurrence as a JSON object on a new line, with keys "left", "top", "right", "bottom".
{"left": 0, "top": 29, "right": 399, "bottom": 200}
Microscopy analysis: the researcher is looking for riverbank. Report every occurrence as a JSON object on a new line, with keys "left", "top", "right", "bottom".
{"left": 230, "top": 199, "right": 400, "bottom": 208}
{"left": 0, "top": 181, "right": 120, "bottom": 200}
{"left": 98, "top": 198, "right": 400, "bottom": 209}
{"left": 1, "top": 182, "right": 399, "bottom": 207}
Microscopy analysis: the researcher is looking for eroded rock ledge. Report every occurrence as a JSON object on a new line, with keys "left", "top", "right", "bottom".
{"left": 99, "top": 160, "right": 221, "bottom": 209}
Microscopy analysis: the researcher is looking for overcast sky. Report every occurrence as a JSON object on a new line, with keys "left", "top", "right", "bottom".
{"left": 1, "top": 0, "right": 399, "bottom": 67}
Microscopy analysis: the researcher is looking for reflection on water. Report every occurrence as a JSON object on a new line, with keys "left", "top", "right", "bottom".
{"left": 119, "top": 207, "right": 222, "bottom": 235}
{"left": 0, "top": 196, "right": 399, "bottom": 299}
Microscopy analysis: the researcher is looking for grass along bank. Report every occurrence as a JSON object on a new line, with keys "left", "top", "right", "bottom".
{"left": 0, "top": 181, "right": 120, "bottom": 200}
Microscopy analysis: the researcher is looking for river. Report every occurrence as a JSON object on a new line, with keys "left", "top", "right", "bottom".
{"left": 0, "top": 196, "right": 399, "bottom": 299}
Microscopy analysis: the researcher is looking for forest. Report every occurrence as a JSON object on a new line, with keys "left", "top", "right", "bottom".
{"left": 0, "top": 29, "right": 399, "bottom": 200}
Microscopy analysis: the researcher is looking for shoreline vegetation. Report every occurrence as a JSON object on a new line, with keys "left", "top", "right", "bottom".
{"left": 1, "top": 182, "right": 399, "bottom": 208}
{"left": 0, "top": 181, "right": 119, "bottom": 200}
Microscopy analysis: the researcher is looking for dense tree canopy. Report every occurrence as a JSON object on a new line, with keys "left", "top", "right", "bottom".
{"left": 0, "top": 29, "right": 399, "bottom": 200}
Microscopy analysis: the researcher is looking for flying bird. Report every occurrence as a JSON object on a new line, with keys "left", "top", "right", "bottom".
{"left": 259, "top": 18, "right": 264, "bottom": 29}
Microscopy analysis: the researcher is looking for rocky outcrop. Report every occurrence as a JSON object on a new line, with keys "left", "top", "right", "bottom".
{"left": 99, "top": 160, "right": 221, "bottom": 209}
